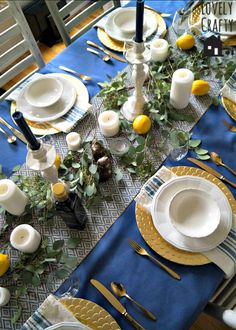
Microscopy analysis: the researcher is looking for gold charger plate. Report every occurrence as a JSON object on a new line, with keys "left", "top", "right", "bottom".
{"left": 136, "top": 166, "right": 236, "bottom": 266}
{"left": 10, "top": 73, "right": 89, "bottom": 136}
{"left": 222, "top": 96, "right": 236, "bottom": 122}
{"left": 97, "top": 8, "right": 167, "bottom": 52}
{"left": 60, "top": 298, "right": 120, "bottom": 330}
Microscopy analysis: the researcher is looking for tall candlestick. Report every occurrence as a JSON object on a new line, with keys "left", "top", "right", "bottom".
{"left": 0, "top": 179, "right": 28, "bottom": 215}
{"left": 10, "top": 224, "right": 41, "bottom": 253}
{"left": 170, "top": 69, "right": 194, "bottom": 109}
{"left": 13, "top": 111, "right": 40, "bottom": 150}
{"left": 135, "top": 0, "right": 145, "bottom": 43}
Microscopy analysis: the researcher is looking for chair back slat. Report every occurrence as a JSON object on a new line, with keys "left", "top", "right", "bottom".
{"left": 0, "top": 1, "right": 45, "bottom": 100}
{"left": 45, "top": 0, "right": 121, "bottom": 46}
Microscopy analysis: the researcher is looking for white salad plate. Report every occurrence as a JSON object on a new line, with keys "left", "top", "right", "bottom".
{"left": 46, "top": 322, "right": 91, "bottom": 330}
{"left": 104, "top": 7, "right": 158, "bottom": 42}
{"left": 24, "top": 76, "right": 63, "bottom": 108}
{"left": 17, "top": 74, "right": 77, "bottom": 122}
{"left": 151, "top": 176, "right": 232, "bottom": 252}
{"left": 169, "top": 188, "right": 221, "bottom": 238}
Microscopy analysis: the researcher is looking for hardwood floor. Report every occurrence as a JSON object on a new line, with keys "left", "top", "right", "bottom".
{"left": 4, "top": 6, "right": 233, "bottom": 330}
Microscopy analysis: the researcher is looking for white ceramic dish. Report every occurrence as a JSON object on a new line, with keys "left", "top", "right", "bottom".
{"left": 25, "top": 77, "right": 63, "bottom": 108}
{"left": 104, "top": 7, "right": 158, "bottom": 42}
{"left": 113, "top": 7, "right": 147, "bottom": 36}
{"left": 17, "top": 75, "right": 77, "bottom": 122}
{"left": 45, "top": 321, "right": 91, "bottom": 330}
{"left": 169, "top": 188, "right": 221, "bottom": 238}
{"left": 151, "top": 176, "right": 232, "bottom": 252}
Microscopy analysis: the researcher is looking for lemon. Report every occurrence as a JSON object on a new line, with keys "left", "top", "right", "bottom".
{"left": 54, "top": 154, "right": 61, "bottom": 170}
{"left": 176, "top": 34, "right": 195, "bottom": 50}
{"left": 0, "top": 253, "right": 10, "bottom": 277}
{"left": 133, "top": 115, "right": 151, "bottom": 135}
{"left": 192, "top": 80, "right": 210, "bottom": 96}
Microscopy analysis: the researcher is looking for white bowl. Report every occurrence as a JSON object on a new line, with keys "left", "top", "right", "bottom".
{"left": 169, "top": 188, "right": 220, "bottom": 238}
{"left": 25, "top": 77, "right": 63, "bottom": 108}
{"left": 113, "top": 8, "right": 146, "bottom": 36}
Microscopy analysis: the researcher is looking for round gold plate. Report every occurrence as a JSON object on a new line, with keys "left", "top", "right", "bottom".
{"left": 136, "top": 166, "right": 236, "bottom": 266}
{"left": 222, "top": 96, "right": 236, "bottom": 121}
{"left": 188, "top": 5, "right": 201, "bottom": 33}
{"left": 97, "top": 9, "right": 167, "bottom": 52}
{"left": 60, "top": 298, "right": 121, "bottom": 330}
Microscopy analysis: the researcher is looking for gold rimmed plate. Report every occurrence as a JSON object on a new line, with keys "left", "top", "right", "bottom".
{"left": 136, "top": 166, "right": 236, "bottom": 266}
{"left": 60, "top": 298, "right": 120, "bottom": 330}
{"left": 222, "top": 96, "right": 236, "bottom": 122}
{"left": 97, "top": 8, "right": 167, "bottom": 52}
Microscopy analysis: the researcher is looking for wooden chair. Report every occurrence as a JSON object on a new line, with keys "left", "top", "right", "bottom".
{"left": 45, "top": 0, "right": 121, "bottom": 46}
{"left": 0, "top": 1, "right": 45, "bottom": 100}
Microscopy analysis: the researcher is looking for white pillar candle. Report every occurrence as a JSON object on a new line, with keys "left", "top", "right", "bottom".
{"left": 98, "top": 111, "right": 120, "bottom": 137}
{"left": 66, "top": 132, "right": 81, "bottom": 151}
{"left": 150, "top": 39, "right": 169, "bottom": 62}
{"left": 170, "top": 68, "right": 194, "bottom": 109}
{"left": 0, "top": 287, "right": 10, "bottom": 307}
{"left": 0, "top": 179, "right": 27, "bottom": 216}
{"left": 10, "top": 224, "right": 41, "bottom": 254}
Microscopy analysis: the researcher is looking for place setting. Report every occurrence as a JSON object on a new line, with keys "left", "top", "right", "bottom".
{"left": 94, "top": 4, "right": 167, "bottom": 52}
{"left": 7, "top": 71, "right": 91, "bottom": 136}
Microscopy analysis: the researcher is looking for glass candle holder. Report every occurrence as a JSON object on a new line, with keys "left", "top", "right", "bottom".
{"left": 168, "top": 129, "right": 190, "bottom": 161}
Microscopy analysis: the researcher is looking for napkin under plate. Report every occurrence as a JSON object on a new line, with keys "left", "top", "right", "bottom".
{"left": 135, "top": 166, "right": 236, "bottom": 278}
{"left": 6, "top": 73, "right": 91, "bottom": 134}
{"left": 21, "top": 294, "right": 91, "bottom": 330}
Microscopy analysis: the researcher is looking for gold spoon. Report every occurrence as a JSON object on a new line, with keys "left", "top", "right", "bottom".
{"left": 0, "top": 126, "right": 16, "bottom": 144}
{"left": 86, "top": 47, "right": 110, "bottom": 62}
{"left": 111, "top": 281, "right": 157, "bottom": 321}
{"left": 210, "top": 152, "right": 236, "bottom": 176}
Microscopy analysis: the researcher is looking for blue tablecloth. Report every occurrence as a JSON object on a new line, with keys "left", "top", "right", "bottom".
{"left": 1, "top": 1, "right": 236, "bottom": 329}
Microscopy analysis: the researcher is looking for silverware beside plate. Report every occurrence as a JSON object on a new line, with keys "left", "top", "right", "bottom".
{"left": 128, "top": 239, "right": 181, "bottom": 280}
{"left": 0, "top": 126, "right": 16, "bottom": 144}
{"left": 0, "top": 117, "right": 26, "bottom": 144}
{"left": 86, "top": 41, "right": 126, "bottom": 62}
{"left": 111, "top": 282, "right": 157, "bottom": 321}
{"left": 187, "top": 157, "right": 236, "bottom": 189}
{"left": 86, "top": 47, "right": 110, "bottom": 62}
{"left": 210, "top": 152, "right": 236, "bottom": 177}
{"left": 91, "top": 279, "right": 146, "bottom": 330}
{"left": 58, "top": 65, "right": 92, "bottom": 81}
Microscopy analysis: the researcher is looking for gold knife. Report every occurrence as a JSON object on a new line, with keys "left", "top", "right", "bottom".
{"left": 0, "top": 117, "right": 27, "bottom": 144}
{"left": 187, "top": 157, "right": 236, "bottom": 189}
{"left": 90, "top": 279, "right": 146, "bottom": 330}
{"left": 87, "top": 41, "right": 126, "bottom": 63}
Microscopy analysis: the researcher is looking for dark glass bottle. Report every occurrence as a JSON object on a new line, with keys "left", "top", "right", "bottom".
{"left": 52, "top": 182, "right": 88, "bottom": 230}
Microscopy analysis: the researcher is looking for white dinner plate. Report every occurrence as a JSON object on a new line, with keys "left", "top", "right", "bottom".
{"left": 46, "top": 322, "right": 91, "bottom": 330}
{"left": 104, "top": 7, "right": 158, "bottom": 42}
{"left": 17, "top": 75, "right": 77, "bottom": 122}
{"left": 151, "top": 176, "right": 232, "bottom": 252}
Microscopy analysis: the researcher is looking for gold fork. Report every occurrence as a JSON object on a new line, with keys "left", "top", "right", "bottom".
{"left": 128, "top": 239, "right": 181, "bottom": 281}
{"left": 223, "top": 120, "right": 236, "bottom": 132}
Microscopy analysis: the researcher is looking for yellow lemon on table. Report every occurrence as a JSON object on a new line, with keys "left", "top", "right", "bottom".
{"left": 176, "top": 34, "right": 195, "bottom": 50}
{"left": 0, "top": 253, "right": 10, "bottom": 276}
{"left": 54, "top": 154, "right": 61, "bottom": 170}
{"left": 133, "top": 115, "right": 151, "bottom": 135}
{"left": 192, "top": 80, "right": 210, "bottom": 96}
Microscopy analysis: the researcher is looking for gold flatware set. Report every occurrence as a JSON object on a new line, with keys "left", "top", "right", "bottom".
{"left": 223, "top": 120, "right": 236, "bottom": 133}
{"left": 0, "top": 117, "right": 27, "bottom": 144}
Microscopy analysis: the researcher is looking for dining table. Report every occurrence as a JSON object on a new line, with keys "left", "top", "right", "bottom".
{"left": 0, "top": 1, "right": 236, "bottom": 330}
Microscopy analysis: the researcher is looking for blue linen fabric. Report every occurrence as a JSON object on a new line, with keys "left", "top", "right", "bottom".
{"left": 1, "top": 0, "right": 235, "bottom": 329}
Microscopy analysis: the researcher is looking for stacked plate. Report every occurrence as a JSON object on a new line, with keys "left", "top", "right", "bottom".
{"left": 103, "top": 7, "right": 158, "bottom": 42}
{"left": 151, "top": 175, "right": 232, "bottom": 253}
{"left": 17, "top": 74, "right": 77, "bottom": 123}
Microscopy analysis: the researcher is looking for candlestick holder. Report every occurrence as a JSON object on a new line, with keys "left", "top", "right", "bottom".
{"left": 26, "top": 143, "right": 58, "bottom": 184}
{"left": 121, "top": 40, "right": 151, "bottom": 122}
